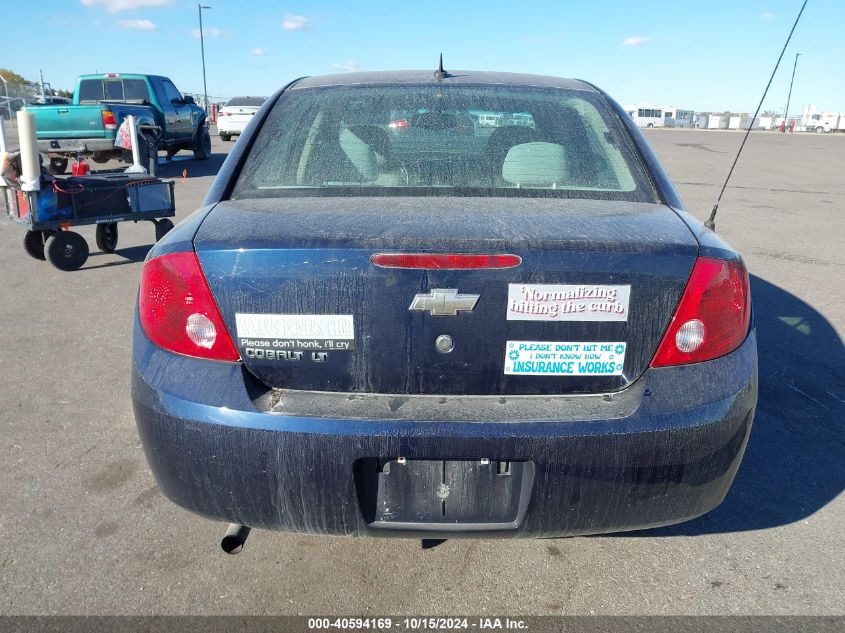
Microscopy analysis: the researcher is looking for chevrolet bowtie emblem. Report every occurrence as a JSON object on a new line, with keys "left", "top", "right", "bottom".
{"left": 409, "top": 289, "right": 480, "bottom": 316}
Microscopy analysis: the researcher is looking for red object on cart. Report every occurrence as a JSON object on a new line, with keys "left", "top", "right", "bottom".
{"left": 72, "top": 157, "right": 90, "bottom": 176}
{"left": 15, "top": 190, "right": 30, "bottom": 219}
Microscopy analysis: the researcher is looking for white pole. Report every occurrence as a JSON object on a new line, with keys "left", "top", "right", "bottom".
{"left": 17, "top": 110, "right": 40, "bottom": 192}
{"left": 124, "top": 115, "right": 147, "bottom": 174}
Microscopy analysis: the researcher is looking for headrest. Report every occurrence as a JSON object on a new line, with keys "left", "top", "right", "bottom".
{"left": 346, "top": 125, "right": 390, "bottom": 158}
{"left": 339, "top": 127, "right": 379, "bottom": 182}
{"left": 501, "top": 142, "right": 568, "bottom": 187}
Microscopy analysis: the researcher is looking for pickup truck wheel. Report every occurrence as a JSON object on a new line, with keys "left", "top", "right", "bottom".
{"left": 219, "top": 133, "right": 232, "bottom": 142}
{"left": 49, "top": 157, "right": 68, "bottom": 175}
{"left": 193, "top": 127, "right": 212, "bottom": 160}
{"left": 95, "top": 223, "right": 118, "bottom": 253}
{"left": 45, "top": 231, "right": 89, "bottom": 271}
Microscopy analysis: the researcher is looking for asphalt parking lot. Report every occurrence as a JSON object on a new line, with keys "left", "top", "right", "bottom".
{"left": 0, "top": 128, "right": 842, "bottom": 615}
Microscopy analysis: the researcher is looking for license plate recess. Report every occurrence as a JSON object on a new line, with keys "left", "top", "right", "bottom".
{"left": 354, "top": 458, "right": 534, "bottom": 531}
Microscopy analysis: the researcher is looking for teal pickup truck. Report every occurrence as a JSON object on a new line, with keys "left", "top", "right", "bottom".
{"left": 28, "top": 73, "right": 211, "bottom": 174}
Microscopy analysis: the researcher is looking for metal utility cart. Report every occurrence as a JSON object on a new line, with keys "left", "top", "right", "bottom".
{"left": 4, "top": 173, "right": 176, "bottom": 271}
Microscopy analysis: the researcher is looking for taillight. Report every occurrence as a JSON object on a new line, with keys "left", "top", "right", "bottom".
{"left": 101, "top": 110, "right": 117, "bottom": 130}
{"left": 651, "top": 257, "right": 751, "bottom": 367}
{"left": 371, "top": 253, "right": 522, "bottom": 269}
{"left": 218, "top": 111, "right": 231, "bottom": 117}
{"left": 138, "top": 252, "right": 240, "bottom": 362}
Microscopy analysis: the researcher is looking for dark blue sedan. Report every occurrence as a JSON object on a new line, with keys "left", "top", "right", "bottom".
{"left": 132, "top": 70, "right": 757, "bottom": 548}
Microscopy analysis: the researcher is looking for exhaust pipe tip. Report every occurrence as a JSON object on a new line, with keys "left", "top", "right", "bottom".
{"left": 221, "top": 523, "right": 251, "bottom": 555}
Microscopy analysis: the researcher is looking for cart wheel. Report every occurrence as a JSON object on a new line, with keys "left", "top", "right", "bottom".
{"left": 45, "top": 231, "right": 89, "bottom": 271}
{"left": 22, "top": 230, "right": 49, "bottom": 260}
{"left": 155, "top": 219, "right": 174, "bottom": 242}
{"left": 95, "top": 223, "right": 119, "bottom": 253}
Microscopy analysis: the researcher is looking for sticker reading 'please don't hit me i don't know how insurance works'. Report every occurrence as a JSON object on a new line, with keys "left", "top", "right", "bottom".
{"left": 504, "top": 341, "right": 627, "bottom": 376}
{"left": 507, "top": 284, "right": 631, "bottom": 322}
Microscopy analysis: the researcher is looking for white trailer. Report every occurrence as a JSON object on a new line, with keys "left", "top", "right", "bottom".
{"left": 696, "top": 114, "right": 722, "bottom": 129}
{"left": 755, "top": 116, "right": 773, "bottom": 130}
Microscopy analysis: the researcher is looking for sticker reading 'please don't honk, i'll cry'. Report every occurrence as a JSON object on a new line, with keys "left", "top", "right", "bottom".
{"left": 507, "top": 284, "right": 631, "bottom": 322}
{"left": 504, "top": 341, "right": 627, "bottom": 376}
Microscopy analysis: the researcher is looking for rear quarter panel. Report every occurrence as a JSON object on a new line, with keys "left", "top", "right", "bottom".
{"left": 111, "top": 103, "right": 161, "bottom": 133}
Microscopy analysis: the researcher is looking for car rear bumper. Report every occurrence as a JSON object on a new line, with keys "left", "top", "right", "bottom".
{"left": 37, "top": 138, "right": 116, "bottom": 154}
{"left": 132, "top": 323, "right": 757, "bottom": 538}
{"left": 216, "top": 120, "right": 248, "bottom": 135}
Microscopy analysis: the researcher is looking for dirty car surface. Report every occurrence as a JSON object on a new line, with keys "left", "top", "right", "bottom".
{"left": 132, "top": 70, "right": 757, "bottom": 538}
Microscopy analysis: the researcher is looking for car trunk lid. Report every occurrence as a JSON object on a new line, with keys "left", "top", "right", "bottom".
{"left": 194, "top": 197, "right": 698, "bottom": 395}
{"left": 220, "top": 106, "right": 259, "bottom": 124}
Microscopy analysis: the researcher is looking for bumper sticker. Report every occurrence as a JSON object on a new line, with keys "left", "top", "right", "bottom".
{"left": 235, "top": 313, "right": 355, "bottom": 350}
{"left": 507, "top": 284, "right": 630, "bottom": 322}
{"left": 504, "top": 341, "right": 626, "bottom": 376}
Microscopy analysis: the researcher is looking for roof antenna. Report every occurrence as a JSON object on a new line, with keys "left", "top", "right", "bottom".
{"left": 434, "top": 53, "right": 449, "bottom": 81}
{"left": 704, "top": 0, "right": 808, "bottom": 232}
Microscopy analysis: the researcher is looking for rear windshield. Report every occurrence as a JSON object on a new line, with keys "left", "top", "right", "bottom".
{"left": 226, "top": 97, "right": 266, "bottom": 107}
{"left": 231, "top": 84, "right": 657, "bottom": 202}
{"left": 78, "top": 78, "right": 150, "bottom": 103}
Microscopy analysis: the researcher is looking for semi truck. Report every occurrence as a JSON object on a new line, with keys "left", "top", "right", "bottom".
{"left": 803, "top": 111, "right": 845, "bottom": 133}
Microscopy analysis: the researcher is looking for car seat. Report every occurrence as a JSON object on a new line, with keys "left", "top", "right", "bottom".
{"left": 501, "top": 142, "right": 569, "bottom": 188}
{"left": 340, "top": 125, "right": 402, "bottom": 186}
{"left": 485, "top": 125, "right": 541, "bottom": 184}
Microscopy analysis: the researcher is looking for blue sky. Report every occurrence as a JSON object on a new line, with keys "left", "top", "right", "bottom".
{"left": 4, "top": 0, "right": 842, "bottom": 114}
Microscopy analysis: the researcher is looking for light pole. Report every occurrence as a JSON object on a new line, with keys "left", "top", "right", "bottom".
{"left": 198, "top": 4, "right": 211, "bottom": 113}
{"left": 0, "top": 74, "right": 9, "bottom": 120}
{"left": 783, "top": 52, "right": 801, "bottom": 128}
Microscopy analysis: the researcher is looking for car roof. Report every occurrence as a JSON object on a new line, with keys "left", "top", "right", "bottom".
{"left": 291, "top": 70, "right": 594, "bottom": 92}
{"left": 78, "top": 74, "right": 164, "bottom": 79}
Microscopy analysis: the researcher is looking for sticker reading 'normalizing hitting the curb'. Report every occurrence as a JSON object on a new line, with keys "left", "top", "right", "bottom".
{"left": 235, "top": 314, "right": 355, "bottom": 350}
{"left": 504, "top": 341, "right": 626, "bottom": 376}
{"left": 507, "top": 284, "right": 631, "bottom": 322}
